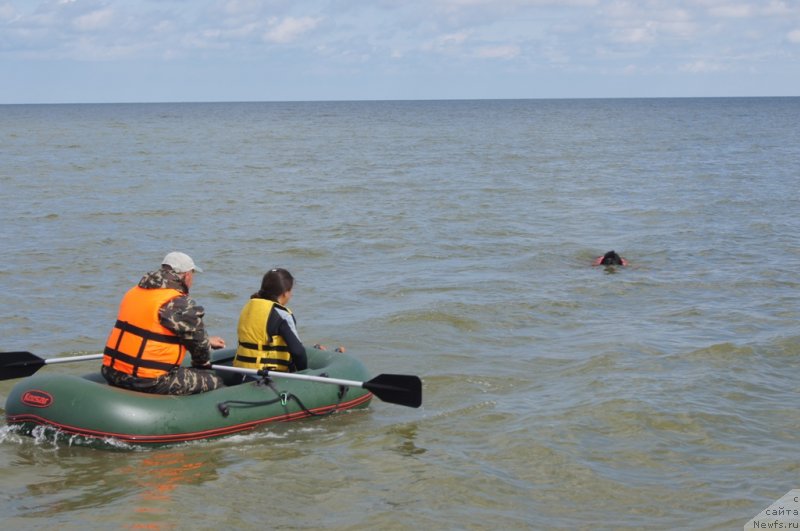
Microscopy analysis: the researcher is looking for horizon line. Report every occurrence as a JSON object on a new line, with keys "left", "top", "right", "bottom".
{"left": 1, "top": 94, "right": 798, "bottom": 106}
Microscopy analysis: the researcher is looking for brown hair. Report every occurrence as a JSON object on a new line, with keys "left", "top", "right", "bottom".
{"left": 252, "top": 268, "right": 294, "bottom": 301}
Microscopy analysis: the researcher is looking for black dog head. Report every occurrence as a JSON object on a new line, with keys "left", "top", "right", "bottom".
{"left": 600, "top": 250, "right": 623, "bottom": 266}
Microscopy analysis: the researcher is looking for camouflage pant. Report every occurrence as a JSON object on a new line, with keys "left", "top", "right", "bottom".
{"left": 101, "top": 365, "right": 224, "bottom": 395}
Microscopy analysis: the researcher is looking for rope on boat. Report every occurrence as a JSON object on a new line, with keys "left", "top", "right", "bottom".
{"left": 216, "top": 375, "right": 349, "bottom": 418}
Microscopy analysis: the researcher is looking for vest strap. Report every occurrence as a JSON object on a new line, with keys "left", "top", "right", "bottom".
{"left": 114, "top": 320, "right": 182, "bottom": 344}
{"left": 238, "top": 341, "right": 289, "bottom": 352}
{"left": 103, "top": 346, "right": 177, "bottom": 372}
{"left": 234, "top": 353, "right": 291, "bottom": 367}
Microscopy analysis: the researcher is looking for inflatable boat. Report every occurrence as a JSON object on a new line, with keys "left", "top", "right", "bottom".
{"left": 3, "top": 347, "right": 401, "bottom": 448}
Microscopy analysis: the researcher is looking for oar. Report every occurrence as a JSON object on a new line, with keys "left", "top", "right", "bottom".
{"left": 211, "top": 364, "right": 422, "bottom": 408}
{"left": 0, "top": 351, "right": 104, "bottom": 381}
{"left": 0, "top": 351, "right": 423, "bottom": 408}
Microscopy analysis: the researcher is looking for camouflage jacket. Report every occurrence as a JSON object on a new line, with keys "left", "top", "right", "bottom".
{"left": 137, "top": 268, "right": 213, "bottom": 367}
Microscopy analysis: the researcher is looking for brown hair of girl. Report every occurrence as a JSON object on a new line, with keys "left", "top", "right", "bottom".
{"left": 253, "top": 268, "right": 294, "bottom": 301}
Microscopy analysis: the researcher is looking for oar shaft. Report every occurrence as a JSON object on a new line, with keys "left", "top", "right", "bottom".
{"left": 209, "top": 364, "right": 423, "bottom": 408}
{"left": 210, "top": 364, "right": 365, "bottom": 389}
{"left": 43, "top": 353, "right": 104, "bottom": 365}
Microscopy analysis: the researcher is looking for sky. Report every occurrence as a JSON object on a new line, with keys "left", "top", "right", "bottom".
{"left": 1, "top": 0, "right": 799, "bottom": 103}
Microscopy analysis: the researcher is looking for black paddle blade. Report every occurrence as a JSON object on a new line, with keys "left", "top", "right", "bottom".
{"left": 0, "top": 351, "right": 46, "bottom": 381}
{"left": 364, "top": 373, "right": 422, "bottom": 408}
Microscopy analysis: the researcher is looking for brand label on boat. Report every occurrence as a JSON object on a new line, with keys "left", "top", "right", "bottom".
{"left": 21, "top": 390, "right": 54, "bottom": 408}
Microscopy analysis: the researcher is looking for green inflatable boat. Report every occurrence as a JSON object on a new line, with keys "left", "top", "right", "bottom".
{"left": 3, "top": 347, "right": 415, "bottom": 448}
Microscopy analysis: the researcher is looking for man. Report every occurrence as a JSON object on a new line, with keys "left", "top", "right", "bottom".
{"left": 102, "top": 251, "right": 226, "bottom": 395}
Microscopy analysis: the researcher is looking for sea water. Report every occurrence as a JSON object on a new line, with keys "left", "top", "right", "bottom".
{"left": 1, "top": 98, "right": 799, "bottom": 529}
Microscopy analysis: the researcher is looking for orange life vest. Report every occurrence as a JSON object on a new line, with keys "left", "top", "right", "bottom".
{"left": 103, "top": 286, "right": 187, "bottom": 379}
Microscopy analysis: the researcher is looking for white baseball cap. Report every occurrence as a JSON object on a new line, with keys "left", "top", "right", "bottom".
{"left": 162, "top": 252, "right": 203, "bottom": 273}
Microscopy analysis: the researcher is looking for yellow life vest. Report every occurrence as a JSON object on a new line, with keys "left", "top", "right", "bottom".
{"left": 234, "top": 298, "right": 292, "bottom": 372}
{"left": 103, "top": 286, "right": 186, "bottom": 379}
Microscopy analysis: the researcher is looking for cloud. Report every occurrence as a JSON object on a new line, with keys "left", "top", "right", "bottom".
{"left": 437, "top": 0, "right": 597, "bottom": 7}
{"left": 1, "top": 0, "right": 798, "bottom": 102}
{"left": 763, "top": 1, "right": 794, "bottom": 16}
{"left": 680, "top": 59, "right": 727, "bottom": 73}
{"left": 263, "top": 16, "right": 321, "bottom": 44}
{"left": 72, "top": 7, "right": 113, "bottom": 31}
{"left": 612, "top": 23, "right": 657, "bottom": 44}
{"left": 438, "top": 32, "right": 470, "bottom": 46}
{"left": 423, "top": 31, "right": 471, "bottom": 55}
{"left": 474, "top": 44, "right": 520, "bottom": 59}
{"left": 0, "top": 2, "right": 16, "bottom": 21}
{"left": 706, "top": 3, "right": 753, "bottom": 19}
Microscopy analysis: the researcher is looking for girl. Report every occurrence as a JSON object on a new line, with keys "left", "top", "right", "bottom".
{"left": 233, "top": 268, "right": 308, "bottom": 373}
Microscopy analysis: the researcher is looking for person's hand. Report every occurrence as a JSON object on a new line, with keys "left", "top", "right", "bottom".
{"left": 313, "top": 343, "right": 345, "bottom": 353}
{"left": 193, "top": 361, "right": 213, "bottom": 370}
{"left": 209, "top": 336, "right": 226, "bottom": 349}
